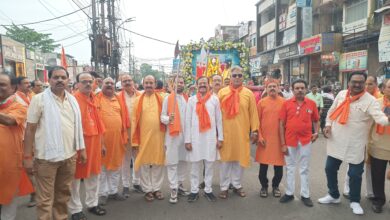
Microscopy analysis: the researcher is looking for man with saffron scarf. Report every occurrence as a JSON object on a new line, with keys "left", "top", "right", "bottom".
{"left": 185, "top": 76, "right": 223, "bottom": 203}
{"left": 118, "top": 75, "right": 142, "bottom": 197}
{"left": 319, "top": 72, "right": 390, "bottom": 215}
{"left": 131, "top": 75, "right": 166, "bottom": 202}
{"left": 161, "top": 76, "right": 189, "bottom": 204}
{"left": 68, "top": 72, "right": 107, "bottom": 219}
{"left": 256, "top": 79, "right": 285, "bottom": 198}
{"left": 366, "top": 76, "right": 383, "bottom": 99}
{"left": 15, "top": 76, "right": 32, "bottom": 107}
{"left": 218, "top": 66, "right": 259, "bottom": 199}
{"left": 96, "top": 77, "right": 128, "bottom": 205}
{"left": 0, "top": 73, "right": 34, "bottom": 220}
{"left": 369, "top": 79, "right": 390, "bottom": 213}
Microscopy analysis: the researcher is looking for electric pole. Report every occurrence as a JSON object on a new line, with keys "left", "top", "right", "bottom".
{"left": 91, "top": 0, "right": 98, "bottom": 73}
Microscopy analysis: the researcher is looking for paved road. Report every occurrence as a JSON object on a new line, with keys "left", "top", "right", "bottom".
{"left": 14, "top": 137, "right": 390, "bottom": 219}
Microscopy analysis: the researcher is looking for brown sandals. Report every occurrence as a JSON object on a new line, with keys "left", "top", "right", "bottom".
{"left": 219, "top": 190, "right": 228, "bottom": 199}
{"left": 153, "top": 191, "right": 164, "bottom": 200}
{"left": 144, "top": 192, "right": 154, "bottom": 202}
{"left": 233, "top": 187, "right": 246, "bottom": 197}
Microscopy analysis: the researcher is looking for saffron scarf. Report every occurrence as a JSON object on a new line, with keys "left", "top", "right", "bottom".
{"left": 221, "top": 85, "right": 243, "bottom": 119}
{"left": 167, "top": 93, "right": 183, "bottom": 136}
{"left": 196, "top": 92, "right": 212, "bottom": 132}
{"left": 329, "top": 90, "right": 365, "bottom": 125}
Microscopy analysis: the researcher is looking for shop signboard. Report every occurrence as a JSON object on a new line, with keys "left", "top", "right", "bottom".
{"left": 339, "top": 50, "right": 367, "bottom": 72}
{"left": 1, "top": 36, "right": 25, "bottom": 62}
{"left": 260, "top": 51, "right": 275, "bottom": 67}
{"left": 278, "top": 44, "right": 298, "bottom": 60}
{"left": 286, "top": 4, "right": 297, "bottom": 29}
{"left": 299, "top": 34, "right": 321, "bottom": 55}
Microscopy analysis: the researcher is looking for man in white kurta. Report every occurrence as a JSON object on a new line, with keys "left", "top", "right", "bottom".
{"left": 185, "top": 76, "right": 223, "bottom": 202}
{"left": 160, "top": 77, "right": 189, "bottom": 204}
{"left": 319, "top": 72, "right": 390, "bottom": 215}
{"left": 119, "top": 75, "right": 142, "bottom": 196}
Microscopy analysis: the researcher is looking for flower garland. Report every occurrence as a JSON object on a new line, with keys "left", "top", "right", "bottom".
{"left": 180, "top": 40, "right": 249, "bottom": 84}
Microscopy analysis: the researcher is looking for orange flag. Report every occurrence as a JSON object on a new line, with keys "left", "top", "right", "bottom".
{"left": 61, "top": 46, "right": 68, "bottom": 69}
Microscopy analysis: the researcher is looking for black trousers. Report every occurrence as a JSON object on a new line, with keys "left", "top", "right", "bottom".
{"left": 371, "top": 155, "right": 390, "bottom": 206}
{"left": 258, "top": 164, "right": 283, "bottom": 188}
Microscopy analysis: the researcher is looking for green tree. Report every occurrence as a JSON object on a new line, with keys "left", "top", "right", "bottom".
{"left": 4, "top": 24, "right": 60, "bottom": 52}
{"left": 139, "top": 63, "right": 163, "bottom": 80}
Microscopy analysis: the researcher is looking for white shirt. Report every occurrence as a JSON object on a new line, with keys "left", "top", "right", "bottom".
{"left": 184, "top": 95, "right": 223, "bottom": 162}
{"left": 27, "top": 92, "right": 77, "bottom": 161}
{"left": 160, "top": 94, "right": 187, "bottom": 165}
{"left": 326, "top": 90, "right": 389, "bottom": 164}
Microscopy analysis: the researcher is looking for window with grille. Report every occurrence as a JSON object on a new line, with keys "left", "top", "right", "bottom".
{"left": 345, "top": 0, "right": 368, "bottom": 24}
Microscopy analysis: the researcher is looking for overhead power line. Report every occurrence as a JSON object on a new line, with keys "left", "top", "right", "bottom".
{"left": 64, "top": 36, "right": 89, "bottom": 47}
{"left": 120, "top": 27, "right": 176, "bottom": 46}
{"left": 0, "top": 4, "right": 91, "bottom": 27}
{"left": 54, "top": 30, "right": 89, "bottom": 42}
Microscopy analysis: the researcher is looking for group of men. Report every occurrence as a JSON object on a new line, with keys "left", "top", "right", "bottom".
{"left": 0, "top": 65, "right": 390, "bottom": 220}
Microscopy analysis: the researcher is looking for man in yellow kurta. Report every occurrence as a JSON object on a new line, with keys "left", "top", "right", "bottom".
{"left": 96, "top": 77, "right": 127, "bottom": 205}
{"left": 132, "top": 75, "right": 166, "bottom": 202}
{"left": 218, "top": 66, "right": 259, "bottom": 199}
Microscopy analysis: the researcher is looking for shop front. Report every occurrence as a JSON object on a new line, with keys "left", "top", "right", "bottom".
{"left": 299, "top": 33, "right": 342, "bottom": 86}
{"left": 0, "top": 35, "right": 26, "bottom": 77}
{"left": 276, "top": 44, "right": 300, "bottom": 83}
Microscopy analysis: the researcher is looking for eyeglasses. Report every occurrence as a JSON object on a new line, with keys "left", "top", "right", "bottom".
{"left": 232, "top": 74, "right": 243, "bottom": 78}
{"left": 80, "top": 80, "right": 94, "bottom": 85}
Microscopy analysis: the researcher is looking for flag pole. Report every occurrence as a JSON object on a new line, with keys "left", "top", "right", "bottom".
{"left": 171, "top": 41, "right": 181, "bottom": 124}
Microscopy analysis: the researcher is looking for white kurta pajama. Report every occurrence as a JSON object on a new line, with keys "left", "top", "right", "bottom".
{"left": 161, "top": 94, "right": 188, "bottom": 190}
{"left": 120, "top": 92, "right": 140, "bottom": 188}
{"left": 185, "top": 95, "right": 223, "bottom": 193}
{"left": 326, "top": 91, "right": 389, "bottom": 164}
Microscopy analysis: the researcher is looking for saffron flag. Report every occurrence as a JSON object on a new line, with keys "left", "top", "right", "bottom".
{"left": 61, "top": 46, "right": 68, "bottom": 69}
{"left": 174, "top": 40, "right": 180, "bottom": 59}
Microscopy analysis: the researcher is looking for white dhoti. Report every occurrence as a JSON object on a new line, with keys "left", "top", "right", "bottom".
{"left": 99, "top": 167, "right": 121, "bottom": 196}
{"left": 219, "top": 161, "right": 244, "bottom": 191}
{"left": 68, "top": 175, "right": 99, "bottom": 214}
{"left": 1, "top": 197, "right": 18, "bottom": 220}
{"left": 167, "top": 161, "right": 187, "bottom": 190}
{"left": 121, "top": 148, "right": 141, "bottom": 187}
{"left": 140, "top": 165, "right": 164, "bottom": 193}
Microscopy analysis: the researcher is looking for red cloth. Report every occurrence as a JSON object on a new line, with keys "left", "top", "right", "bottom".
{"left": 279, "top": 97, "right": 319, "bottom": 147}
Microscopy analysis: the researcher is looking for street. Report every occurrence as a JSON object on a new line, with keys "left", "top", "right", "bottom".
{"left": 14, "top": 136, "right": 390, "bottom": 220}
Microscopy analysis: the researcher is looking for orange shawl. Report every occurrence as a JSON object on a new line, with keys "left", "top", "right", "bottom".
{"left": 376, "top": 96, "right": 390, "bottom": 135}
{"left": 196, "top": 92, "right": 212, "bottom": 132}
{"left": 221, "top": 85, "right": 243, "bottom": 119}
{"left": 0, "top": 95, "right": 16, "bottom": 109}
{"left": 329, "top": 90, "right": 365, "bottom": 125}
{"left": 132, "top": 92, "right": 165, "bottom": 145}
{"left": 118, "top": 90, "right": 140, "bottom": 128}
{"left": 74, "top": 91, "right": 105, "bottom": 136}
{"left": 15, "top": 91, "right": 31, "bottom": 106}
{"left": 370, "top": 88, "right": 382, "bottom": 99}
{"left": 167, "top": 93, "right": 183, "bottom": 136}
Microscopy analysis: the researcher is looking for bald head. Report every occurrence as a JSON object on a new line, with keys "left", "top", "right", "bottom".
{"left": 102, "top": 77, "right": 115, "bottom": 97}
{"left": 143, "top": 75, "right": 156, "bottom": 95}
{"left": 0, "top": 74, "right": 13, "bottom": 100}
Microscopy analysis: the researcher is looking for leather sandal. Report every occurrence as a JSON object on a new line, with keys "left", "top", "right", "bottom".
{"left": 144, "top": 192, "right": 154, "bottom": 202}
{"left": 153, "top": 191, "right": 164, "bottom": 200}
{"left": 233, "top": 187, "right": 246, "bottom": 197}
{"left": 218, "top": 190, "right": 228, "bottom": 199}
{"left": 88, "top": 206, "right": 106, "bottom": 216}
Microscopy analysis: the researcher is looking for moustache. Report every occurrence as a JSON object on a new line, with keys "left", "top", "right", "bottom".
{"left": 56, "top": 82, "right": 64, "bottom": 86}
{"left": 199, "top": 86, "right": 207, "bottom": 89}
{"left": 145, "top": 87, "right": 153, "bottom": 89}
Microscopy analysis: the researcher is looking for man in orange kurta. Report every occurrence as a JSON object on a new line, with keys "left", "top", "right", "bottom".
{"left": 96, "top": 77, "right": 128, "bottom": 205}
{"left": 68, "top": 72, "right": 107, "bottom": 218}
{"left": 218, "top": 66, "right": 259, "bottom": 199}
{"left": 256, "top": 80, "right": 285, "bottom": 198}
{"left": 132, "top": 75, "right": 166, "bottom": 202}
{"left": 0, "top": 73, "right": 34, "bottom": 220}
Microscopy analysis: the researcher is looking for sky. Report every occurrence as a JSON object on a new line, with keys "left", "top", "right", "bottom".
{"left": 0, "top": 0, "right": 257, "bottom": 72}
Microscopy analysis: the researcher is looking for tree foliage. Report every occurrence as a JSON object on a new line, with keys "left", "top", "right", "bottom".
{"left": 139, "top": 63, "right": 163, "bottom": 80}
{"left": 4, "top": 24, "right": 60, "bottom": 52}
